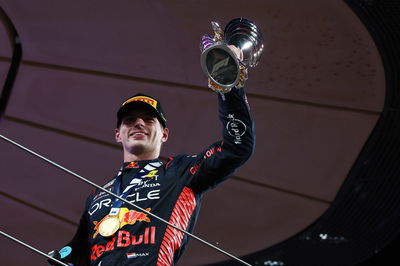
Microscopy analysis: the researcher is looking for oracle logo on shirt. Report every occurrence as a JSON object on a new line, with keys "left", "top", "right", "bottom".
{"left": 88, "top": 189, "right": 161, "bottom": 216}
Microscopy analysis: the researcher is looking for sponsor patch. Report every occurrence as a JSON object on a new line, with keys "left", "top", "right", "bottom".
{"left": 126, "top": 252, "right": 150, "bottom": 259}
{"left": 144, "top": 170, "right": 159, "bottom": 179}
{"left": 125, "top": 162, "right": 139, "bottom": 169}
{"left": 226, "top": 114, "right": 246, "bottom": 144}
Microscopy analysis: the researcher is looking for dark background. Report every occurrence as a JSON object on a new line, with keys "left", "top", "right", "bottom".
{"left": 1, "top": 1, "right": 398, "bottom": 265}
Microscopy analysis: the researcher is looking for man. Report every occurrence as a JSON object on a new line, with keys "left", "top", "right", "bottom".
{"left": 49, "top": 87, "right": 255, "bottom": 265}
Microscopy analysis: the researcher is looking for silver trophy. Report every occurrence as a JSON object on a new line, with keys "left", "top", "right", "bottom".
{"left": 200, "top": 18, "right": 264, "bottom": 93}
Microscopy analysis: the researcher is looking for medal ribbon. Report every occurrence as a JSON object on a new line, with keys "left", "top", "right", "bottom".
{"left": 108, "top": 159, "right": 163, "bottom": 216}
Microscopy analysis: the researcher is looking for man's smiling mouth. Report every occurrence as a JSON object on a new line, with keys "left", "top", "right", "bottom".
{"left": 129, "top": 131, "right": 148, "bottom": 137}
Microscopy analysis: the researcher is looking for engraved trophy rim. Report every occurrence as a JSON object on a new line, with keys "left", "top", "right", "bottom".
{"left": 200, "top": 43, "right": 241, "bottom": 90}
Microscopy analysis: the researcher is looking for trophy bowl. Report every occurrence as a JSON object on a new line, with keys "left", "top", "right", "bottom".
{"left": 200, "top": 18, "right": 264, "bottom": 93}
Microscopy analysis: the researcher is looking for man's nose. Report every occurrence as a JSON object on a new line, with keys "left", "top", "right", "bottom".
{"left": 133, "top": 117, "right": 145, "bottom": 127}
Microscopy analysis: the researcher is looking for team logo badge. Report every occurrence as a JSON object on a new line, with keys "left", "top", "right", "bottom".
{"left": 125, "top": 162, "right": 139, "bottom": 169}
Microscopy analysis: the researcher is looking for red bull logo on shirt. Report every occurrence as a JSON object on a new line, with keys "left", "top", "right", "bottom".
{"left": 90, "top": 227, "right": 156, "bottom": 261}
{"left": 119, "top": 207, "right": 151, "bottom": 227}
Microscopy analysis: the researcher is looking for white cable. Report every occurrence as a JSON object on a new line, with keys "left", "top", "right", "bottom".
{"left": 0, "top": 134, "right": 252, "bottom": 266}
{"left": 0, "top": 230, "right": 69, "bottom": 266}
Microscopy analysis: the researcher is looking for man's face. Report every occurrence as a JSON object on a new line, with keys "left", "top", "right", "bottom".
{"left": 115, "top": 108, "right": 169, "bottom": 159}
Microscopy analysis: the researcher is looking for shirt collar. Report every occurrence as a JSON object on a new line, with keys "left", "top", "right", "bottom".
{"left": 122, "top": 159, "right": 162, "bottom": 170}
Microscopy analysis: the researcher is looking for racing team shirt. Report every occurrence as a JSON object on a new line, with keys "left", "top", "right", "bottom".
{"left": 65, "top": 88, "right": 255, "bottom": 266}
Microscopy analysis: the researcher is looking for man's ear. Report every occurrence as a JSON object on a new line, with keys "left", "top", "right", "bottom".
{"left": 161, "top": 127, "right": 169, "bottom": 143}
{"left": 115, "top": 128, "right": 122, "bottom": 143}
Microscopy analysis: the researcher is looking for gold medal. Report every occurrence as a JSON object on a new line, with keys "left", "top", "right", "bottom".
{"left": 98, "top": 215, "right": 120, "bottom": 237}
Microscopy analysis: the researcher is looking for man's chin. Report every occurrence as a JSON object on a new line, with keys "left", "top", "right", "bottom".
{"left": 127, "top": 143, "right": 147, "bottom": 153}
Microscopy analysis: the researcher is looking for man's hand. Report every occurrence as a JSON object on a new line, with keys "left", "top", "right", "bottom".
{"left": 227, "top": 45, "right": 243, "bottom": 62}
{"left": 47, "top": 247, "right": 74, "bottom": 266}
